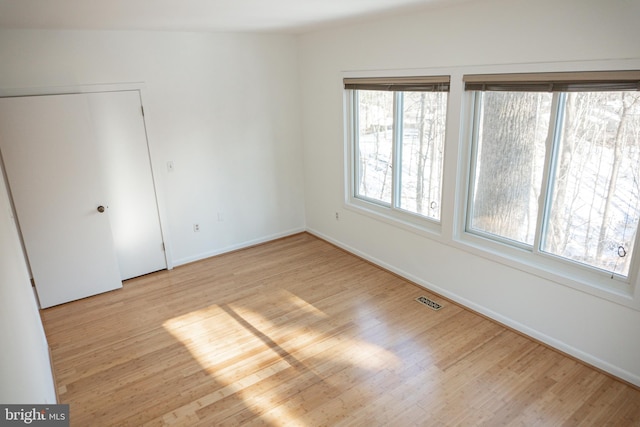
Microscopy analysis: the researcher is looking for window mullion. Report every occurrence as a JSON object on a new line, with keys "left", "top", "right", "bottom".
{"left": 351, "top": 90, "right": 362, "bottom": 200}
{"left": 466, "top": 92, "right": 483, "bottom": 233}
{"left": 534, "top": 92, "right": 566, "bottom": 254}
{"left": 392, "top": 92, "right": 403, "bottom": 209}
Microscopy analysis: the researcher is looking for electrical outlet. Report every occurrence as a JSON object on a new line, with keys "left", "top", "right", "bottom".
{"left": 335, "top": 212, "right": 340, "bottom": 220}
{"left": 193, "top": 223, "right": 200, "bottom": 232}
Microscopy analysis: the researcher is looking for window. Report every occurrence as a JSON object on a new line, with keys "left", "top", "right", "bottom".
{"left": 345, "top": 76, "right": 449, "bottom": 223}
{"left": 466, "top": 71, "right": 640, "bottom": 278}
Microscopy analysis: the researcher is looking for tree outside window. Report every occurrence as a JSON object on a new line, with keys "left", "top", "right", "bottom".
{"left": 468, "top": 77, "right": 640, "bottom": 278}
{"left": 349, "top": 77, "right": 449, "bottom": 223}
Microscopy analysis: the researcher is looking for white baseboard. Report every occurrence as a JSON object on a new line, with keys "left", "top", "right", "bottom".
{"left": 306, "top": 227, "right": 640, "bottom": 388}
{"left": 172, "top": 227, "right": 306, "bottom": 267}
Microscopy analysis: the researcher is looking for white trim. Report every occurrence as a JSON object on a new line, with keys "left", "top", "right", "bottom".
{"left": 306, "top": 227, "right": 640, "bottom": 388}
{"left": 136, "top": 86, "right": 174, "bottom": 270}
{"left": 344, "top": 198, "right": 443, "bottom": 240}
{"left": 172, "top": 227, "right": 306, "bottom": 267}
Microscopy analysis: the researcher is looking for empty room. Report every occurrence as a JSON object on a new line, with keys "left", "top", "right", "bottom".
{"left": 1, "top": 0, "right": 640, "bottom": 425}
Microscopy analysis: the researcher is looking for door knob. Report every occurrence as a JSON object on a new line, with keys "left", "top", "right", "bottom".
{"left": 97, "top": 205, "right": 105, "bottom": 213}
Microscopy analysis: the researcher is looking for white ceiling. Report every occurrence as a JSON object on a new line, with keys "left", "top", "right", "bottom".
{"left": 0, "top": 0, "right": 472, "bottom": 34}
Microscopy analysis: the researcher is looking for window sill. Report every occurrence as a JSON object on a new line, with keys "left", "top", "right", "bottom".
{"left": 345, "top": 197, "right": 443, "bottom": 241}
{"left": 453, "top": 230, "right": 639, "bottom": 310}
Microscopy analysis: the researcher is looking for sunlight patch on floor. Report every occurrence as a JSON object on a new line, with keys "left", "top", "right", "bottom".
{"left": 161, "top": 291, "right": 402, "bottom": 423}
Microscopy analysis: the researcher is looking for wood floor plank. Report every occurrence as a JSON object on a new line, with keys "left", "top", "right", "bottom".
{"left": 40, "top": 232, "right": 640, "bottom": 426}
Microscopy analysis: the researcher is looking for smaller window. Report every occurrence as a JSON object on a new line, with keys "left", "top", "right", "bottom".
{"left": 345, "top": 76, "right": 450, "bottom": 223}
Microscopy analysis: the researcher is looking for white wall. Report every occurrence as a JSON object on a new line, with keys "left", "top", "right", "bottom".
{"left": 299, "top": 0, "right": 640, "bottom": 385}
{"left": 0, "top": 163, "right": 57, "bottom": 403}
{"left": 0, "top": 30, "right": 306, "bottom": 266}
{"left": 0, "top": 29, "right": 305, "bottom": 401}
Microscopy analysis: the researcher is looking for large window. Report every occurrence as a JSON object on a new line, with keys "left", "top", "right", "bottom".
{"left": 466, "top": 71, "right": 640, "bottom": 278}
{"left": 345, "top": 76, "right": 449, "bottom": 223}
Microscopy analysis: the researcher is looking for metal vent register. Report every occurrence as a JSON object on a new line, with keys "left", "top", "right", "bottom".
{"left": 415, "top": 296, "right": 443, "bottom": 311}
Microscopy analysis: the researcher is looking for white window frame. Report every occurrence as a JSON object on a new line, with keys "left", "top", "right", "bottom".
{"left": 461, "top": 79, "right": 640, "bottom": 300}
{"left": 342, "top": 61, "right": 640, "bottom": 310}
{"left": 344, "top": 80, "right": 449, "bottom": 237}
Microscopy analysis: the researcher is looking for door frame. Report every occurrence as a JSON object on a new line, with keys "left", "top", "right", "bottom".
{"left": 0, "top": 82, "right": 174, "bottom": 272}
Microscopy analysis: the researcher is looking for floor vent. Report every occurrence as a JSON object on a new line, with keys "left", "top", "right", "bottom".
{"left": 415, "top": 296, "right": 443, "bottom": 311}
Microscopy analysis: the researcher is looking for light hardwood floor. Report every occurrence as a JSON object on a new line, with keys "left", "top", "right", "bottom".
{"left": 41, "top": 233, "right": 640, "bottom": 426}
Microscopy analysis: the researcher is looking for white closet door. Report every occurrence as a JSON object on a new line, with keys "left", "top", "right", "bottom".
{"left": 87, "top": 91, "right": 166, "bottom": 280}
{"left": 0, "top": 94, "right": 122, "bottom": 308}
